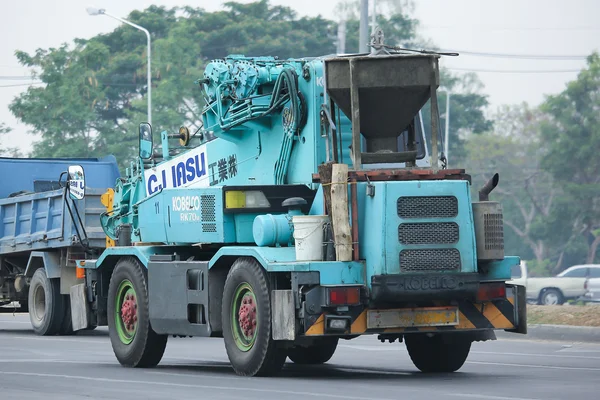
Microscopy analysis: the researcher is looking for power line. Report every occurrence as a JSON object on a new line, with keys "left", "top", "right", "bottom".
{"left": 421, "top": 24, "right": 600, "bottom": 32}
{"left": 447, "top": 67, "right": 581, "bottom": 74}
{"left": 440, "top": 49, "right": 588, "bottom": 60}
{"left": 0, "top": 82, "right": 43, "bottom": 88}
{"left": 0, "top": 76, "right": 37, "bottom": 81}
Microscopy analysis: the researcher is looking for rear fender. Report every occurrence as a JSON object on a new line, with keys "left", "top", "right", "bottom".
{"left": 208, "top": 246, "right": 365, "bottom": 285}
{"left": 25, "top": 251, "right": 60, "bottom": 278}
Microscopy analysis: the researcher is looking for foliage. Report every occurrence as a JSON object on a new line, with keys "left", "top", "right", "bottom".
{"left": 0, "top": 123, "right": 21, "bottom": 157}
{"left": 9, "top": 0, "right": 491, "bottom": 175}
{"left": 462, "top": 53, "right": 600, "bottom": 272}
{"left": 464, "top": 104, "right": 557, "bottom": 263}
{"left": 539, "top": 52, "right": 600, "bottom": 264}
{"left": 422, "top": 70, "right": 493, "bottom": 165}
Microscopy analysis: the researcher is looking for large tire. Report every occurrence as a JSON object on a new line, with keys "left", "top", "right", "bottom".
{"left": 288, "top": 337, "right": 338, "bottom": 365}
{"left": 405, "top": 333, "right": 471, "bottom": 373}
{"left": 107, "top": 257, "right": 167, "bottom": 368}
{"left": 539, "top": 288, "right": 564, "bottom": 305}
{"left": 58, "top": 296, "right": 75, "bottom": 335}
{"left": 28, "top": 268, "right": 65, "bottom": 336}
{"left": 222, "top": 257, "right": 287, "bottom": 376}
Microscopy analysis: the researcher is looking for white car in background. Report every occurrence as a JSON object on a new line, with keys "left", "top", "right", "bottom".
{"left": 582, "top": 267, "right": 600, "bottom": 303}
{"left": 508, "top": 262, "right": 600, "bottom": 305}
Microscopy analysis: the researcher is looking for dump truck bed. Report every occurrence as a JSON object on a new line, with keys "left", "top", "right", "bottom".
{"left": 0, "top": 155, "right": 120, "bottom": 255}
{"left": 0, "top": 187, "right": 108, "bottom": 255}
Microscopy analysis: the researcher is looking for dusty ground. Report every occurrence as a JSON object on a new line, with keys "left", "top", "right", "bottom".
{"left": 528, "top": 304, "right": 600, "bottom": 326}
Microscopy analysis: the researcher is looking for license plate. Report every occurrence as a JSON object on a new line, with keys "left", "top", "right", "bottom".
{"left": 367, "top": 306, "right": 459, "bottom": 329}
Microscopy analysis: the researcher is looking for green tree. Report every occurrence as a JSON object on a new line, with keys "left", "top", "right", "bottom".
{"left": 0, "top": 123, "right": 21, "bottom": 157}
{"left": 9, "top": 0, "right": 490, "bottom": 173}
{"left": 464, "top": 104, "right": 558, "bottom": 265}
{"left": 539, "top": 52, "right": 600, "bottom": 264}
{"left": 422, "top": 70, "right": 493, "bottom": 165}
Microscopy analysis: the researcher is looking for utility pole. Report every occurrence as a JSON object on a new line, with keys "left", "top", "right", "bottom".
{"left": 337, "top": 18, "right": 346, "bottom": 54}
{"left": 359, "top": 0, "right": 369, "bottom": 53}
{"left": 371, "top": 0, "right": 376, "bottom": 36}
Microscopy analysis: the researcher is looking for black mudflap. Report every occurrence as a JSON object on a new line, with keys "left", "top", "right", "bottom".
{"left": 148, "top": 255, "right": 211, "bottom": 336}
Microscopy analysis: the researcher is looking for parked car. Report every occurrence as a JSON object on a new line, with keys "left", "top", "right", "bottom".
{"left": 508, "top": 262, "right": 600, "bottom": 305}
{"left": 581, "top": 267, "right": 600, "bottom": 303}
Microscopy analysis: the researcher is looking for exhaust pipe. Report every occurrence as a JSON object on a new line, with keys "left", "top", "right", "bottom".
{"left": 479, "top": 173, "right": 499, "bottom": 201}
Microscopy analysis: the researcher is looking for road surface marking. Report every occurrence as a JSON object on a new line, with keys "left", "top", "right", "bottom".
{"left": 0, "top": 358, "right": 115, "bottom": 364}
{"left": 0, "top": 335, "right": 101, "bottom": 344}
{"left": 0, "top": 370, "right": 397, "bottom": 400}
{"left": 467, "top": 360, "right": 600, "bottom": 371}
{"left": 471, "top": 350, "right": 600, "bottom": 360}
{"left": 0, "top": 320, "right": 31, "bottom": 324}
{"left": 447, "top": 394, "right": 540, "bottom": 400}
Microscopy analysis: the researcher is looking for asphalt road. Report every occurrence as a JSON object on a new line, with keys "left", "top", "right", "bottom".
{"left": 1, "top": 313, "right": 599, "bottom": 400}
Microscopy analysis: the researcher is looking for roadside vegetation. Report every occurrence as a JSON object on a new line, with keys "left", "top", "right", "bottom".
{"left": 528, "top": 304, "right": 600, "bottom": 327}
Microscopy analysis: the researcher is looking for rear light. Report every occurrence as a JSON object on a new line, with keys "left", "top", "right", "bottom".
{"left": 327, "top": 287, "right": 361, "bottom": 306}
{"left": 325, "top": 315, "right": 351, "bottom": 332}
{"left": 477, "top": 283, "right": 506, "bottom": 302}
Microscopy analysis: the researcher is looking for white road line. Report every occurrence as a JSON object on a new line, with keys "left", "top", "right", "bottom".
{"left": 447, "top": 394, "right": 540, "bottom": 400}
{"left": 0, "top": 335, "right": 103, "bottom": 344}
{"left": 147, "top": 370, "right": 249, "bottom": 381}
{"left": 0, "top": 370, "right": 397, "bottom": 400}
{"left": 339, "top": 344, "right": 402, "bottom": 351}
{"left": 0, "top": 359, "right": 115, "bottom": 365}
{"left": 340, "top": 345, "right": 600, "bottom": 360}
{"left": 0, "top": 369, "right": 545, "bottom": 400}
{"left": 471, "top": 351, "right": 600, "bottom": 360}
{"left": 558, "top": 349, "right": 600, "bottom": 353}
{"left": 0, "top": 320, "right": 31, "bottom": 324}
{"left": 467, "top": 360, "right": 600, "bottom": 371}
{"left": 334, "top": 367, "right": 412, "bottom": 376}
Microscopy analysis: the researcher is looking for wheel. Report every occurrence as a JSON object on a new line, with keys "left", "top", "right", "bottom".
{"left": 28, "top": 268, "right": 65, "bottom": 336}
{"left": 288, "top": 337, "right": 338, "bottom": 365}
{"left": 107, "top": 257, "right": 167, "bottom": 368}
{"left": 222, "top": 257, "right": 287, "bottom": 376}
{"left": 404, "top": 333, "right": 471, "bottom": 373}
{"left": 58, "top": 296, "right": 75, "bottom": 335}
{"left": 540, "top": 289, "right": 564, "bottom": 305}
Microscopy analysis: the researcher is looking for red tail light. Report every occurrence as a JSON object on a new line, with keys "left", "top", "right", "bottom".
{"left": 327, "top": 287, "right": 361, "bottom": 306}
{"left": 477, "top": 283, "right": 506, "bottom": 302}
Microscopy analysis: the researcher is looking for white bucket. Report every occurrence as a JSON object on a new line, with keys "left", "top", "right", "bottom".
{"left": 292, "top": 215, "right": 329, "bottom": 261}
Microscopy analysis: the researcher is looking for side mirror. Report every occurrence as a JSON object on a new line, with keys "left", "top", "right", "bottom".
{"left": 139, "top": 122, "right": 153, "bottom": 159}
{"left": 68, "top": 165, "right": 85, "bottom": 200}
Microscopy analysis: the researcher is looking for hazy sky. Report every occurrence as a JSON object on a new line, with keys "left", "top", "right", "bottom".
{"left": 1, "top": 0, "right": 599, "bottom": 154}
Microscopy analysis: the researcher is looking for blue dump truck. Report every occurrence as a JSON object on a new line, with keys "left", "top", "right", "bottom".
{"left": 66, "top": 34, "right": 527, "bottom": 377}
{"left": 0, "top": 156, "right": 119, "bottom": 334}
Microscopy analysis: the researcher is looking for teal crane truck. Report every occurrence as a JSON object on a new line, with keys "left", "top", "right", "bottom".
{"left": 67, "top": 38, "right": 526, "bottom": 376}
{"left": 0, "top": 156, "right": 119, "bottom": 334}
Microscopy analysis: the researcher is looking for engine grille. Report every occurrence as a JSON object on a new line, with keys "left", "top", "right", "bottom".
{"left": 398, "top": 222, "right": 459, "bottom": 245}
{"left": 201, "top": 195, "right": 217, "bottom": 233}
{"left": 399, "top": 249, "right": 461, "bottom": 272}
{"left": 397, "top": 196, "right": 458, "bottom": 219}
{"left": 484, "top": 213, "right": 504, "bottom": 251}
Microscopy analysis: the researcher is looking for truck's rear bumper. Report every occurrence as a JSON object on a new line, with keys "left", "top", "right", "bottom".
{"left": 371, "top": 272, "right": 480, "bottom": 302}
{"left": 304, "top": 284, "right": 527, "bottom": 336}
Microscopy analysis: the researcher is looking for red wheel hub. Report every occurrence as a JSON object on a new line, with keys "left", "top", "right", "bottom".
{"left": 121, "top": 294, "right": 138, "bottom": 331}
{"left": 238, "top": 294, "right": 257, "bottom": 337}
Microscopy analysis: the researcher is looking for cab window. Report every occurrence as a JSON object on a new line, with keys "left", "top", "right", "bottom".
{"left": 511, "top": 264, "right": 522, "bottom": 279}
{"left": 589, "top": 268, "right": 600, "bottom": 278}
{"left": 562, "top": 268, "right": 588, "bottom": 278}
